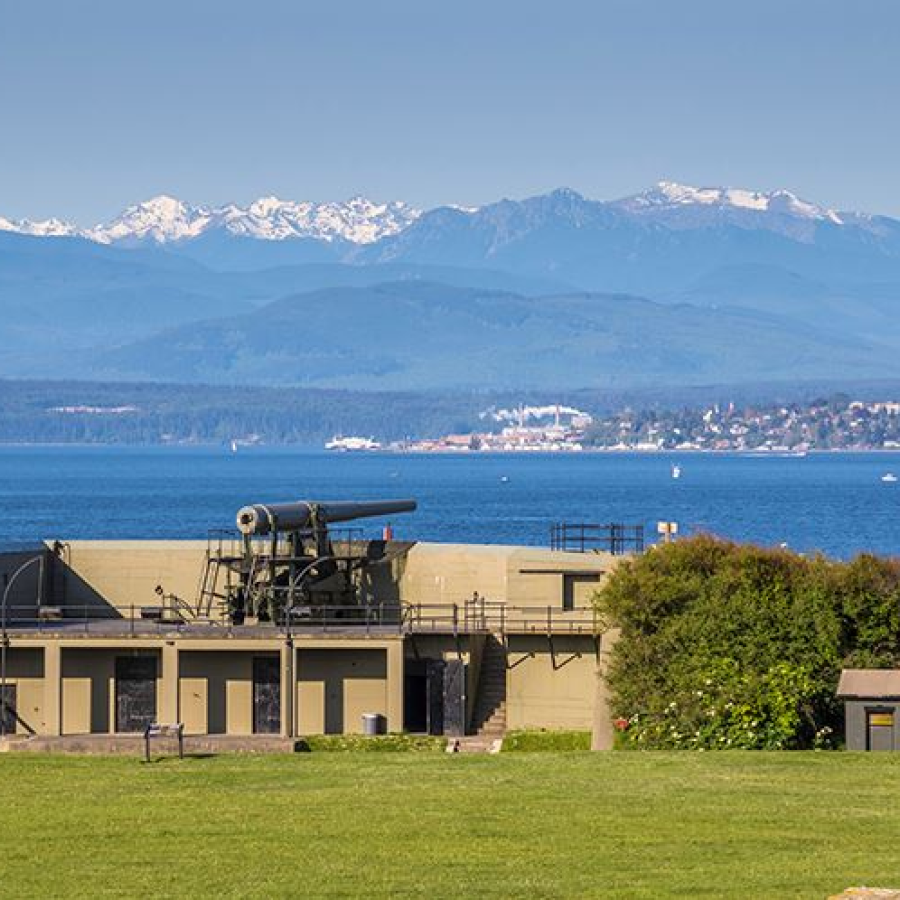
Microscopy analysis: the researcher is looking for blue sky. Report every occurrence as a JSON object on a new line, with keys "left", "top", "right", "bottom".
{"left": 1, "top": 0, "right": 898, "bottom": 222}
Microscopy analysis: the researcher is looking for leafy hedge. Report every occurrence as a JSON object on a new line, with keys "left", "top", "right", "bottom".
{"left": 502, "top": 730, "right": 592, "bottom": 752}
{"left": 296, "top": 734, "right": 447, "bottom": 753}
{"left": 596, "top": 536, "right": 900, "bottom": 750}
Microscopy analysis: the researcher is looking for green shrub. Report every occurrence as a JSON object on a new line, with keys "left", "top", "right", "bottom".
{"left": 296, "top": 734, "right": 447, "bottom": 753}
{"left": 502, "top": 730, "right": 592, "bottom": 752}
{"left": 597, "top": 536, "right": 900, "bottom": 750}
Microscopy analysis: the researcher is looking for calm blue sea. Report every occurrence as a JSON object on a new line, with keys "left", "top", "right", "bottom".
{"left": 0, "top": 446, "right": 898, "bottom": 558}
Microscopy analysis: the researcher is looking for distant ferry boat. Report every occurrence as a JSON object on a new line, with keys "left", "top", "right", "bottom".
{"left": 882, "top": 472, "right": 898, "bottom": 483}
{"left": 325, "top": 436, "right": 381, "bottom": 452}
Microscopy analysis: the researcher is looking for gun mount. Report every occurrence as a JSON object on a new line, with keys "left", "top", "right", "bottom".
{"left": 197, "top": 499, "right": 416, "bottom": 625}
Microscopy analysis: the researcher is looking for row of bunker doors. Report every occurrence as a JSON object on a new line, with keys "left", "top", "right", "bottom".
{"left": 118, "top": 656, "right": 464, "bottom": 736}
{"left": 1, "top": 655, "right": 465, "bottom": 737}
{"left": 111, "top": 656, "right": 281, "bottom": 735}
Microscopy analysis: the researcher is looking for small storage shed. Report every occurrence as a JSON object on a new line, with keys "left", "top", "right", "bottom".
{"left": 837, "top": 669, "right": 900, "bottom": 752}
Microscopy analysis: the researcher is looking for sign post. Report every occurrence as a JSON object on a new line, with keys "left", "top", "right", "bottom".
{"left": 657, "top": 521, "right": 679, "bottom": 544}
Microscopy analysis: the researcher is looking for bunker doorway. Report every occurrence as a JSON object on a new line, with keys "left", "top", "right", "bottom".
{"left": 115, "top": 656, "right": 157, "bottom": 733}
{"left": 404, "top": 659, "right": 445, "bottom": 735}
{"left": 253, "top": 656, "right": 281, "bottom": 734}
{"left": 403, "top": 659, "right": 464, "bottom": 736}
{"left": 1, "top": 684, "right": 16, "bottom": 735}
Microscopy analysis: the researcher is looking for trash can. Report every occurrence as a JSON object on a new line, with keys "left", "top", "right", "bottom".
{"left": 362, "top": 713, "right": 385, "bottom": 736}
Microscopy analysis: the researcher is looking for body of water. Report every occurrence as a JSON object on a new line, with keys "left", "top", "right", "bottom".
{"left": 0, "top": 447, "right": 898, "bottom": 558}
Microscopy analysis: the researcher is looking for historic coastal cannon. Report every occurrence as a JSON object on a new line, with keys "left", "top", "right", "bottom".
{"left": 199, "top": 498, "right": 417, "bottom": 625}
{"left": 236, "top": 499, "right": 417, "bottom": 536}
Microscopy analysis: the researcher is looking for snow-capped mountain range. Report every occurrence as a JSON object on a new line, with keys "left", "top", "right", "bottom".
{"left": 0, "top": 195, "right": 422, "bottom": 245}
{"left": 3, "top": 180, "right": 900, "bottom": 392}
{"left": 0, "top": 182, "right": 886, "bottom": 248}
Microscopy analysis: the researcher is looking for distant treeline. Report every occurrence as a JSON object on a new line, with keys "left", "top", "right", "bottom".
{"left": 0, "top": 380, "right": 489, "bottom": 445}
{"left": 4, "top": 378, "right": 900, "bottom": 445}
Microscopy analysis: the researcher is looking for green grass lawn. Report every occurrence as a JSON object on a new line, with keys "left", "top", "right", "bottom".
{"left": 1, "top": 751, "right": 899, "bottom": 898}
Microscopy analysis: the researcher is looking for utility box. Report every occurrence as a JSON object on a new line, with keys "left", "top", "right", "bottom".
{"left": 837, "top": 669, "right": 900, "bottom": 752}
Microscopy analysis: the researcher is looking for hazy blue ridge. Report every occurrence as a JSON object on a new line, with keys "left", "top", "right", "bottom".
{"left": 43, "top": 281, "right": 900, "bottom": 389}
{"left": 3, "top": 186, "right": 900, "bottom": 389}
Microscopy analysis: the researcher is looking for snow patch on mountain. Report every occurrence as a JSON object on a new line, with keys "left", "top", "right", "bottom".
{"left": 85, "top": 195, "right": 421, "bottom": 245}
{"left": 211, "top": 196, "right": 420, "bottom": 244}
{"left": 87, "top": 196, "right": 213, "bottom": 244}
{"left": 0, "top": 215, "right": 79, "bottom": 237}
{"left": 620, "top": 181, "right": 844, "bottom": 224}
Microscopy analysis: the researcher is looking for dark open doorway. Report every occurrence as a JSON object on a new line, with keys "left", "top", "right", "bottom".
{"left": 404, "top": 659, "right": 455, "bottom": 735}
{"left": 253, "top": 656, "right": 281, "bottom": 734}
{"left": 115, "top": 656, "right": 157, "bottom": 733}
{"left": 0, "top": 684, "right": 16, "bottom": 735}
{"left": 404, "top": 662, "right": 429, "bottom": 733}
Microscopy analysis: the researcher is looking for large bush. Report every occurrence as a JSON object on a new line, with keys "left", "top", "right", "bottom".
{"left": 597, "top": 536, "right": 900, "bottom": 750}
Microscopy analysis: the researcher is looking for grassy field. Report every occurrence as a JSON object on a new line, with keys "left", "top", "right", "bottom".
{"left": 1, "top": 751, "right": 899, "bottom": 898}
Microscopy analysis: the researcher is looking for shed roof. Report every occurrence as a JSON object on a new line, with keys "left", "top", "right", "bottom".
{"left": 837, "top": 669, "right": 900, "bottom": 699}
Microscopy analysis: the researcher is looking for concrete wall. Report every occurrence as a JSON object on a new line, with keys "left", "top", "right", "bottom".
{"left": 506, "top": 635, "right": 598, "bottom": 731}
{"left": 5, "top": 538, "right": 623, "bottom": 739}
{"left": 399, "top": 544, "right": 509, "bottom": 608}
{"left": 296, "top": 648, "right": 388, "bottom": 735}
{"left": 1, "top": 648, "right": 45, "bottom": 734}
{"left": 398, "top": 543, "right": 616, "bottom": 611}
{"left": 51, "top": 541, "right": 210, "bottom": 616}
{"left": 10, "top": 634, "right": 613, "bottom": 737}
{"left": 49, "top": 540, "right": 619, "bottom": 616}
{"left": 504, "top": 548, "right": 613, "bottom": 611}
{"left": 179, "top": 650, "right": 266, "bottom": 736}
{"left": 61, "top": 648, "right": 161, "bottom": 734}
{"left": 0, "top": 549, "right": 51, "bottom": 620}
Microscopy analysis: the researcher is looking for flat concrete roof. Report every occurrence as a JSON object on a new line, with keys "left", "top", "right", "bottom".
{"left": 837, "top": 669, "right": 900, "bottom": 699}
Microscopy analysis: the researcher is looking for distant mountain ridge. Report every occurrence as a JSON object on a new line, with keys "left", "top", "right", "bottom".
{"left": 0, "top": 195, "right": 421, "bottom": 246}
{"left": 39, "top": 282, "right": 900, "bottom": 390}
{"left": 3, "top": 181, "right": 900, "bottom": 392}
{"left": 3, "top": 181, "right": 897, "bottom": 251}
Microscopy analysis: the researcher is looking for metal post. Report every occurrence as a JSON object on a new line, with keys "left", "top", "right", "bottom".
{"left": 2, "top": 554, "right": 44, "bottom": 738}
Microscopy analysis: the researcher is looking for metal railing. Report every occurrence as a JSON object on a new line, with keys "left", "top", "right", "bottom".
{"left": 0, "top": 599, "right": 601, "bottom": 637}
{"left": 550, "top": 522, "right": 644, "bottom": 555}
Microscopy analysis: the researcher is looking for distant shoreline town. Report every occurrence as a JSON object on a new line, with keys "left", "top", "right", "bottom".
{"left": 326, "top": 398, "right": 900, "bottom": 455}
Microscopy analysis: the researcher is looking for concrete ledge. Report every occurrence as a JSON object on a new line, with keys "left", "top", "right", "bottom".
{"left": 1, "top": 734, "right": 299, "bottom": 755}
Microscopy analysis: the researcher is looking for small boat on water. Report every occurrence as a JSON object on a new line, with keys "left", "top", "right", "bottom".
{"left": 882, "top": 473, "right": 898, "bottom": 483}
{"left": 671, "top": 464, "right": 682, "bottom": 479}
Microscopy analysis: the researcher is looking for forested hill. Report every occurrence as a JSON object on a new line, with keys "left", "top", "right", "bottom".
{"left": 0, "top": 380, "right": 486, "bottom": 445}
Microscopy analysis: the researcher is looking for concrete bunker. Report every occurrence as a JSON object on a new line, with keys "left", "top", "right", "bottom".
{"left": 0, "top": 498, "right": 625, "bottom": 746}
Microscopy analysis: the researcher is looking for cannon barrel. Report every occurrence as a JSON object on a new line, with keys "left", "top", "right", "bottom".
{"left": 236, "top": 499, "right": 417, "bottom": 535}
